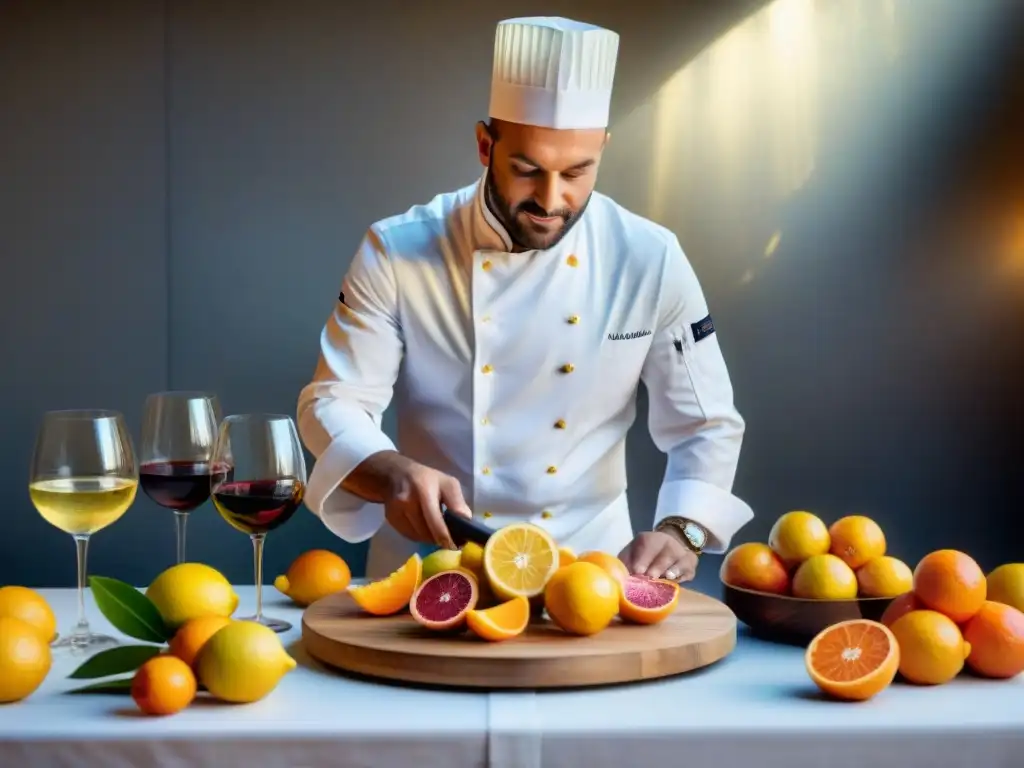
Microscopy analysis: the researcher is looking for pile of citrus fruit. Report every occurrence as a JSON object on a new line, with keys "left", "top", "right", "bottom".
{"left": 804, "top": 551, "right": 1024, "bottom": 701}
{"left": 347, "top": 522, "right": 681, "bottom": 640}
{"left": 720, "top": 510, "right": 914, "bottom": 599}
{"left": 133, "top": 563, "right": 296, "bottom": 715}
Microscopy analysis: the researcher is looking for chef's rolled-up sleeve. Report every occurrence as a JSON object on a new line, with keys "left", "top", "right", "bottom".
{"left": 297, "top": 228, "right": 402, "bottom": 543}
{"left": 640, "top": 236, "right": 753, "bottom": 553}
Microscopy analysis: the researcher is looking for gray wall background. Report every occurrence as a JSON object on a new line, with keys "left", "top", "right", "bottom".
{"left": 2, "top": 0, "right": 1021, "bottom": 593}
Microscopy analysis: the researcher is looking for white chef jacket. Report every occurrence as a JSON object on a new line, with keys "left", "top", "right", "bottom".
{"left": 297, "top": 170, "right": 753, "bottom": 579}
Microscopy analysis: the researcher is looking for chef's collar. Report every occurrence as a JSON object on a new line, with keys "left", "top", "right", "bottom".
{"left": 474, "top": 169, "right": 514, "bottom": 252}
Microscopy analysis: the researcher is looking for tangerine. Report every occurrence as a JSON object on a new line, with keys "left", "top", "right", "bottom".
{"left": 856, "top": 556, "right": 913, "bottom": 598}
{"left": 131, "top": 654, "right": 197, "bottom": 716}
{"left": 274, "top": 549, "right": 351, "bottom": 606}
{"left": 880, "top": 591, "right": 921, "bottom": 628}
{"left": 889, "top": 609, "right": 970, "bottom": 685}
{"left": 719, "top": 542, "right": 789, "bottom": 595}
{"left": 912, "top": 549, "right": 986, "bottom": 624}
{"left": 805, "top": 619, "right": 900, "bottom": 701}
{"left": 576, "top": 551, "right": 629, "bottom": 585}
{"left": 961, "top": 600, "right": 1024, "bottom": 679}
{"left": 791, "top": 554, "right": 858, "bottom": 599}
{"left": 544, "top": 561, "right": 619, "bottom": 636}
{"left": 768, "top": 511, "right": 830, "bottom": 567}
{"left": 986, "top": 563, "right": 1024, "bottom": 614}
{"left": 348, "top": 553, "right": 422, "bottom": 616}
{"left": 828, "top": 516, "right": 886, "bottom": 570}
{"left": 0, "top": 586, "right": 57, "bottom": 644}
{"left": 168, "top": 615, "right": 233, "bottom": 668}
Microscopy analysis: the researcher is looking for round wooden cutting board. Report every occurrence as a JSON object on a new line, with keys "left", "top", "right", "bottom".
{"left": 301, "top": 588, "right": 737, "bottom": 689}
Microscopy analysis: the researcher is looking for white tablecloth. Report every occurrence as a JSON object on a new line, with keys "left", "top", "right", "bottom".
{"left": 1, "top": 587, "right": 1021, "bottom": 767}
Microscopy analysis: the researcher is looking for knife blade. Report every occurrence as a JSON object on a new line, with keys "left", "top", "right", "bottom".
{"left": 441, "top": 505, "right": 492, "bottom": 547}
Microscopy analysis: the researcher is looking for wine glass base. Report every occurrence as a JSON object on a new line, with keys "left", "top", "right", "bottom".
{"left": 51, "top": 631, "right": 120, "bottom": 655}
{"left": 238, "top": 614, "right": 292, "bottom": 633}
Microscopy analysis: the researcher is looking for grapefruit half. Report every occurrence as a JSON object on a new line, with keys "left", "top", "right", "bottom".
{"left": 410, "top": 570, "right": 479, "bottom": 631}
{"left": 619, "top": 575, "right": 680, "bottom": 625}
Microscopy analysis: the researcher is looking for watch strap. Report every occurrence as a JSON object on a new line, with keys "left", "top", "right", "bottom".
{"left": 655, "top": 516, "right": 707, "bottom": 555}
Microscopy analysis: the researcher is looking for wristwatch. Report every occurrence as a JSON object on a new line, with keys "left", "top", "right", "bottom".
{"left": 655, "top": 516, "right": 708, "bottom": 555}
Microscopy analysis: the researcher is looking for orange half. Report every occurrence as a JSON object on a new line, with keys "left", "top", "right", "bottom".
{"left": 348, "top": 554, "right": 422, "bottom": 616}
{"left": 805, "top": 619, "right": 900, "bottom": 701}
{"left": 466, "top": 596, "right": 531, "bottom": 642}
{"left": 483, "top": 523, "right": 560, "bottom": 600}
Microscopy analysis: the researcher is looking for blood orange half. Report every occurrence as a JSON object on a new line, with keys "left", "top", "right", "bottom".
{"left": 619, "top": 575, "right": 680, "bottom": 625}
{"left": 410, "top": 570, "right": 479, "bottom": 631}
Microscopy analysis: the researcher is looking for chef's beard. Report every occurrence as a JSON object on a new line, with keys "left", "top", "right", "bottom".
{"left": 485, "top": 160, "right": 590, "bottom": 252}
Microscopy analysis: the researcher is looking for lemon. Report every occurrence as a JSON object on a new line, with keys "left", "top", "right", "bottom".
{"left": 0, "top": 586, "right": 57, "bottom": 643}
{"left": 196, "top": 621, "right": 297, "bottom": 703}
{"left": 460, "top": 542, "right": 485, "bottom": 577}
{"left": 791, "top": 553, "right": 858, "bottom": 599}
{"left": 987, "top": 563, "right": 1024, "bottom": 613}
{"left": 0, "top": 616, "right": 52, "bottom": 703}
{"left": 146, "top": 563, "right": 240, "bottom": 630}
{"left": 421, "top": 548, "right": 463, "bottom": 582}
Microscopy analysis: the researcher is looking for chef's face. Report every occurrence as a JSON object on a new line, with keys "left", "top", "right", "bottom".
{"left": 477, "top": 119, "right": 608, "bottom": 252}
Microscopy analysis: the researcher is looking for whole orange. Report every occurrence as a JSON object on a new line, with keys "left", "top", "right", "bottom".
{"left": 719, "top": 542, "right": 789, "bottom": 595}
{"left": 961, "top": 600, "right": 1024, "bottom": 679}
{"left": 880, "top": 591, "right": 921, "bottom": 628}
{"left": 768, "top": 511, "right": 830, "bottom": 568}
{"left": 890, "top": 609, "right": 970, "bottom": 685}
{"left": 828, "top": 516, "right": 886, "bottom": 570}
{"left": 576, "top": 551, "right": 629, "bottom": 586}
{"left": 912, "top": 549, "right": 986, "bottom": 624}
{"left": 131, "top": 654, "right": 197, "bottom": 716}
{"left": 169, "top": 615, "right": 233, "bottom": 668}
{"left": 0, "top": 586, "right": 57, "bottom": 643}
{"left": 273, "top": 549, "right": 351, "bottom": 607}
{"left": 544, "top": 561, "right": 619, "bottom": 636}
{"left": 856, "top": 556, "right": 913, "bottom": 598}
{"left": 791, "top": 554, "right": 858, "bottom": 599}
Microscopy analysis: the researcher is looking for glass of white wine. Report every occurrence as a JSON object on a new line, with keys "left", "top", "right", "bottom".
{"left": 29, "top": 409, "right": 139, "bottom": 653}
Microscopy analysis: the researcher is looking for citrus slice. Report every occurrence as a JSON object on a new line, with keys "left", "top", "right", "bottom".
{"left": 619, "top": 575, "right": 680, "bottom": 625}
{"left": 805, "top": 619, "right": 899, "bottom": 701}
{"left": 410, "top": 570, "right": 479, "bottom": 631}
{"left": 347, "top": 554, "right": 422, "bottom": 616}
{"left": 483, "top": 523, "right": 560, "bottom": 600}
{"left": 466, "top": 595, "right": 531, "bottom": 642}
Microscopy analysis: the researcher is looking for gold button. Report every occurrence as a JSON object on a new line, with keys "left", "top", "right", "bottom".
{"left": 480, "top": 416, "right": 490, "bottom": 425}
{"left": 554, "top": 419, "right": 566, "bottom": 429}
{"left": 546, "top": 465, "right": 558, "bottom": 474}
{"left": 481, "top": 315, "right": 492, "bottom": 323}
{"left": 541, "top": 510, "right": 553, "bottom": 520}
{"left": 481, "top": 364, "right": 494, "bottom": 374}
{"left": 482, "top": 466, "right": 491, "bottom": 475}
{"left": 560, "top": 363, "right": 575, "bottom": 374}
{"left": 482, "top": 511, "right": 493, "bottom": 519}
{"left": 566, "top": 255, "right": 579, "bottom": 267}
{"left": 482, "top": 260, "right": 493, "bottom": 271}
{"left": 568, "top": 314, "right": 580, "bottom": 324}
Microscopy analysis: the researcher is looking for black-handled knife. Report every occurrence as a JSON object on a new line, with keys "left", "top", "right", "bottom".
{"left": 441, "top": 505, "right": 492, "bottom": 547}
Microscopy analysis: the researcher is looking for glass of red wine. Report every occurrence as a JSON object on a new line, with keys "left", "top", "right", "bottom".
{"left": 210, "top": 413, "right": 306, "bottom": 633}
{"left": 139, "top": 392, "right": 222, "bottom": 565}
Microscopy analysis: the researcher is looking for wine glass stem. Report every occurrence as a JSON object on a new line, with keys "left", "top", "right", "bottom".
{"left": 251, "top": 533, "right": 266, "bottom": 622}
{"left": 73, "top": 534, "right": 91, "bottom": 635}
{"left": 174, "top": 510, "right": 188, "bottom": 564}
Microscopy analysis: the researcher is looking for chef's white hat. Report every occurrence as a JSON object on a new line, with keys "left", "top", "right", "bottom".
{"left": 488, "top": 16, "right": 620, "bottom": 130}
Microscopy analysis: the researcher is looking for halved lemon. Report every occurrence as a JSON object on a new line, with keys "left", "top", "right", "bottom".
{"left": 483, "top": 523, "right": 560, "bottom": 600}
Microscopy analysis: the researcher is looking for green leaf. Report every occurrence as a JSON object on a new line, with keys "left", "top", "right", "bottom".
{"left": 66, "top": 676, "right": 134, "bottom": 695}
{"left": 68, "top": 644, "right": 162, "bottom": 679}
{"left": 89, "top": 575, "right": 171, "bottom": 643}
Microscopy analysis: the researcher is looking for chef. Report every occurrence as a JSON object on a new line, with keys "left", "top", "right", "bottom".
{"left": 297, "top": 16, "right": 754, "bottom": 582}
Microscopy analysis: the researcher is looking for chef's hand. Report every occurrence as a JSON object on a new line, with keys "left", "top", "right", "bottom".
{"left": 380, "top": 454, "right": 472, "bottom": 550}
{"left": 618, "top": 531, "right": 698, "bottom": 583}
